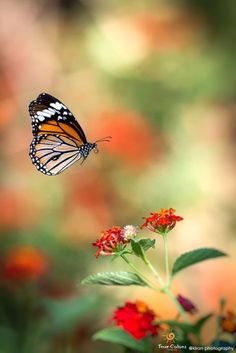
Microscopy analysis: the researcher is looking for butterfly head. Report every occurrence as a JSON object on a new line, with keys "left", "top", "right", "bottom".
{"left": 93, "top": 136, "right": 112, "bottom": 154}
{"left": 93, "top": 144, "right": 99, "bottom": 154}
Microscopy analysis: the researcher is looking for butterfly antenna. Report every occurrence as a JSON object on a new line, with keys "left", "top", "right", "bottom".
{"left": 95, "top": 136, "right": 112, "bottom": 143}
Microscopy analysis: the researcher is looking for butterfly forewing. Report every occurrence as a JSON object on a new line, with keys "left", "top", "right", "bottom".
{"left": 29, "top": 93, "right": 87, "bottom": 142}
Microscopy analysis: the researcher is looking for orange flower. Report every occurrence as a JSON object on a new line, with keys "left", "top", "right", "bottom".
{"left": 93, "top": 226, "right": 129, "bottom": 258}
{"left": 3, "top": 246, "right": 48, "bottom": 281}
{"left": 221, "top": 311, "right": 236, "bottom": 334}
{"left": 141, "top": 208, "right": 183, "bottom": 234}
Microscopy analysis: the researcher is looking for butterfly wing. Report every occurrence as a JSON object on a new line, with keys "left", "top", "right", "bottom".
{"left": 29, "top": 134, "right": 85, "bottom": 176}
{"left": 29, "top": 93, "right": 87, "bottom": 143}
{"left": 29, "top": 93, "right": 89, "bottom": 176}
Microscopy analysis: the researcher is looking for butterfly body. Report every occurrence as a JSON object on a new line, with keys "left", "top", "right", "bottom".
{"left": 28, "top": 93, "right": 109, "bottom": 176}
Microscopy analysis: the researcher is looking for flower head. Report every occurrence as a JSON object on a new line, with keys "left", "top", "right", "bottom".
{"left": 112, "top": 300, "right": 159, "bottom": 340}
{"left": 221, "top": 311, "right": 236, "bottom": 334}
{"left": 93, "top": 226, "right": 129, "bottom": 258}
{"left": 123, "top": 225, "right": 138, "bottom": 240}
{"left": 177, "top": 294, "right": 197, "bottom": 315}
{"left": 3, "top": 246, "right": 48, "bottom": 282}
{"left": 141, "top": 208, "right": 183, "bottom": 234}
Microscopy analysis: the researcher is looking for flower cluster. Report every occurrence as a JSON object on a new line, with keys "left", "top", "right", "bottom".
{"left": 141, "top": 208, "right": 183, "bottom": 234}
{"left": 177, "top": 294, "right": 197, "bottom": 315}
{"left": 93, "top": 226, "right": 137, "bottom": 258}
{"left": 113, "top": 300, "right": 159, "bottom": 340}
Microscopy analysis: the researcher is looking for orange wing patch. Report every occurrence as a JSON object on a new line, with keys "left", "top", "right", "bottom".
{"left": 38, "top": 121, "right": 83, "bottom": 143}
{"left": 59, "top": 122, "right": 83, "bottom": 141}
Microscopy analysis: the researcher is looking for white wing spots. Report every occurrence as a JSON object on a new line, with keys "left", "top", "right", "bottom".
{"left": 43, "top": 109, "right": 54, "bottom": 114}
{"left": 37, "top": 115, "right": 45, "bottom": 122}
{"left": 50, "top": 102, "right": 65, "bottom": 110}
{"left": 36, "top": 109, "right": 56, "bottom": 121}
{"left": 37, "top": 111, "right": 51, "bottom": 118}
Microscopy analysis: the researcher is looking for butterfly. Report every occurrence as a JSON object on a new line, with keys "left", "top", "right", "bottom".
{"left": 29, "top": 93, "right": 111, "bottom": 176}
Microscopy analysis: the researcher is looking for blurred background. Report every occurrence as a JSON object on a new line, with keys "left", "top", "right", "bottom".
{"left": 0, "top": 0, "right": 235, "bottom": 351}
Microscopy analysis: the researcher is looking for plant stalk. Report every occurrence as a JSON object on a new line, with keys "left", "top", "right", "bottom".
{"left": 121, "top": 254, "right": 157, "bottom": 290}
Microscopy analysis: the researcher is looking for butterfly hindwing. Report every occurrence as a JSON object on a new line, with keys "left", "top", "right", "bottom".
{"left": 29, "top": 134, "right": 84, "bottom": 176}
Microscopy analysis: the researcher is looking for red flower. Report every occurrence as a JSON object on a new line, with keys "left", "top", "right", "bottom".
{"left": 93, "top": 226, "right": 129, "bottom": 258}
{"left": 177, "top": 294, "right": 197, "bottom": 315}
{"left": 113, "top": 300, "right": 159, "bottom": 340}
{"left": 221, "top": 311, "right": 236, "bottom": 334}
{"left": 3, "top": 246, "right": 48, "bottom": 282}
{"left": 141, "top": 208, "right": 183, "bottom": 234}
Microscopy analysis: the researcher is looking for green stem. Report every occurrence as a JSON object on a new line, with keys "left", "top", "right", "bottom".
{"left": 142, "top": 255, "right": 165, "bottom": 288}
{"left": 122, "top": 242, "right": 189, "bottom": 321}
{"left": 162, "top": 233, "right": 170, "bottom": 287}
{"left": 163, "top": 287, "right": 189, "bottom": 320}
{"left": 195, "top": 332, "right": 202, "bottom": 346}
{"left": 121, "top": 254, "right": 157, "bottom": 290}
{"left": 215, "top": 298, "right": 225, "bottom": 341}
{"left": 138, "top": 254, "right": 189, "bottom": 321}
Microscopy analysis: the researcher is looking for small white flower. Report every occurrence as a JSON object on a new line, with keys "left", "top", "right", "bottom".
{"left": 122, "top": 225, "right": 138, "bottom": 240}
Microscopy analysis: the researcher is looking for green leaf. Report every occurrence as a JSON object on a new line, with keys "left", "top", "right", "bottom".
{"left": 81, "top": 271, "right": 147, "bottom": 286}
{"left": 138, "top": 239, "right": 156, "bottom": 251}
{"left": 93, "top": 327, "right": 151, "bottom": 353}
{"left": 131, "top": 239, "right": 145, "bottom": 260}
{"left": 157, "top": 314, "right": 213, "bottom": 336}
{"left": 172, "top": 248, "right": 227, "bottom": 276}
{"left": 131, "top": 239, "right": 155, "bottom": 261}
{"left": 193, "top": 313, "right": 213, "bottom": 333}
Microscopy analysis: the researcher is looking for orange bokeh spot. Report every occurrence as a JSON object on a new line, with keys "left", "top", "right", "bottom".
{"left": 91, "top": 111, "right": 159, "bottom": 167}
{"left": 3, "top": 246, "right": 48, "bottom": 281}
{"left": 0, "top": 189, "right": 39, "bottom": 231}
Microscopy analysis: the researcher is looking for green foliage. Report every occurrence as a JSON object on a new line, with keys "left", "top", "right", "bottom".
{"left": 81, "top": 271, "right": 147, "bottom": 286}
{"left": 0, "top": 327, "right": 17, "bottom": 353}
{"left": 193, "top": 313, "right": 213, "bottom": 334}
{"left": 131, "top": 240, "right": 146, "bottom": 261}
{"left": 157, "top": 313, "right": 212, "bottom": 335}
{"left": 41, "top": 295, "right": 99, "bottom": 333}
{"left": 172, "top": 248, "right": 227, "bottom": 276}
{"left": 137, "top": 239, "right": 156, "bottom": 252}
{"left": 93, "top": 327, "right": 151, "bottom": 353}
{"left": 156, "top": 320, "right": 192, "bottom": 333}
{"left": 131, "top": 239, "right": 155, "bottom": 261}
